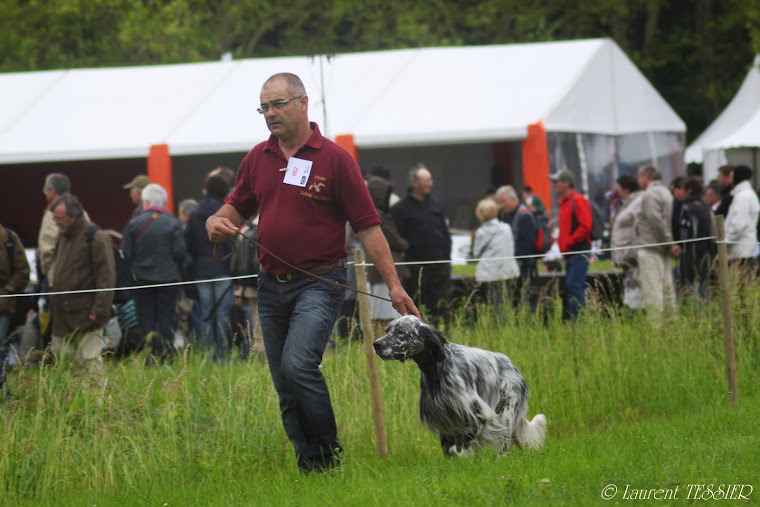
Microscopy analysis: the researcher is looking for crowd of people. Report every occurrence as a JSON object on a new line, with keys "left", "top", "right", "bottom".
{"left": 1, "top": 71, "right": 760, "bottom": 474}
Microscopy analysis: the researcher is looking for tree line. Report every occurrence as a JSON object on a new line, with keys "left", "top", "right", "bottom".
{"left": 1, "top": 0, "right": 758, "bottom": 141}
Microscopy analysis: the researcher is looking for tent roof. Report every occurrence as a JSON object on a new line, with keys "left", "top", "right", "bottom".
{"left": 686, "top": 55, "right": 760, "bottom": 163}
{"left": 0, "top": 38, "right": 684, "bottom": 164}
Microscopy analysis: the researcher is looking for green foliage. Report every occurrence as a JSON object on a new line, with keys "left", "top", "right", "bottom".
{"left": 1, "top": 291, "right": 759, "bottom": 504}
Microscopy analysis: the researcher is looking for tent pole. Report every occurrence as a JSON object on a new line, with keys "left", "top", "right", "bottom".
{"left": 576, "top": 133, "right": 589, "bottom": 197}
{"left": 147, "top": 144, "right": 174, "bottom": 213}
{"left": 521, "top": 121, "right": 552, "bottom": 215}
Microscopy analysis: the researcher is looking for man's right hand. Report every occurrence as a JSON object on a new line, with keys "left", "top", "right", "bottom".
{"left": 206, "top": 214, "right": 241, "bottom": 243}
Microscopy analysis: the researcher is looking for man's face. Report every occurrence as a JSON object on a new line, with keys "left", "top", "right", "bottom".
{"left": 52, "top": 203, "right": 75, "bottom": 232}
{"left": 637, "top": 172, "right": 650, "bottom": 190}
{"left": 552, "top": 179, "right": 569, "bottom": 198}
{"left": 42, "top": 180, "right": 56, "bottom": 203}
{"left": 717, "top": 171, "right": 733, "bottom": 189}
{"left": 260, "top": 79, "right": 306, "bottom": 142}
{"left": 704, "top": 188, "right": 720, "bottom": 205}
{"left": 130, "top": 187, "right": 142, "bottom": 205}
{"left": 411, "top": 169, "right": 433, "bottom": 197}
{"left": 503, "top": 195, "right": 519, "bottom": 213}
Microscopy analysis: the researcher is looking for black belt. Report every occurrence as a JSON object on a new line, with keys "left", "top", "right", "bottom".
{"left": 267, "top": 258, "right": 347, "bottom": 283}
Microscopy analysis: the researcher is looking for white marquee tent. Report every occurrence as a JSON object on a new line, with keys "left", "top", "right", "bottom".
{"left": 1, "top": 38, "right": 686, "bottom": 244}
{"left": 0, "top": 38, "right": 684, "bottom": 163}
{"left": 686, "top": 54, "right": 760, "bottom": 182}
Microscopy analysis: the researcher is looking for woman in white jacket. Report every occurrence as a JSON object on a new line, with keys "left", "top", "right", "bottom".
{"left": 725, "top": 165, "right": 760, "bottom": 261}
{"left": 471, "top": 199, "right": 520, "bottom": 307}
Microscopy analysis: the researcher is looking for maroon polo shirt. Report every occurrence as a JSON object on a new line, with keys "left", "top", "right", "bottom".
{"left": 227, "top": 122, "right": 379, "bottom": 275}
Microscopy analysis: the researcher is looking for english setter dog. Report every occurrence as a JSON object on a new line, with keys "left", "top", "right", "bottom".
{"left": 373, "top": 315, "right": 546, "bottom": 456}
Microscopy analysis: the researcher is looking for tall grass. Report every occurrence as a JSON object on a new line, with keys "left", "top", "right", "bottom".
{"left": 1, "top": 276, "right": 759, "bottom": 505}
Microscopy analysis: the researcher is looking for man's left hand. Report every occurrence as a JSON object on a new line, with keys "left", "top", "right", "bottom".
{"left": 389, "top": 286, "right": 420, "bottom": 318}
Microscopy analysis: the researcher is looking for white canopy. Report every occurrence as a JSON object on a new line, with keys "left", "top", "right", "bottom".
{"left": 0, "top": 38, "right": 684, "bottom": 164}
{"left": 686, "top": 55, "right": 760, "bottom": 180}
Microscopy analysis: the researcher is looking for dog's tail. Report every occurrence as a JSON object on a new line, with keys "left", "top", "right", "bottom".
{"left": 514, "top": 413, "right": 547, "bottom": 449}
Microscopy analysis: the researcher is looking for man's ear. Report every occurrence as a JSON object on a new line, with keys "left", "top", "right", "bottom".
{"left": 419, "top": 324, "right": 447, "bottom": 362}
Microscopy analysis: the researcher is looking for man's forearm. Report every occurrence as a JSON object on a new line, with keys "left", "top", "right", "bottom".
{"left": 214, "top": 203, "right": 245, "bottom": 227}
{"left": 356, "top": 225, "right": 403, "bottom": 290}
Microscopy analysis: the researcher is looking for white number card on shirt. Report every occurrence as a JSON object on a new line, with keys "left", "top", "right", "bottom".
{"left": 283, "top": 157, "right": 313, "bottom": 187}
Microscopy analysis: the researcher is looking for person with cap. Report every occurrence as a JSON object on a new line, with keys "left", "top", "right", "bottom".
{"left": 550, "top": 169, "right": 592, "bottom": 319}
{"left": 123, "top": 174, "right": 152, "bottom": 220}
{"left": 634, "top": 164, "right": 676, "bottom": 317}
{"left": 725, "top": 165, "right": 760, "bottom": 266}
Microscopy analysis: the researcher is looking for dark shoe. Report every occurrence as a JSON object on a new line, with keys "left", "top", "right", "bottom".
{"left": 297, "top": 450, "right": 342, "bottom": 474}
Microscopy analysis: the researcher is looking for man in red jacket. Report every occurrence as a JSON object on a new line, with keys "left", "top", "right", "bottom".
{"left": 550, "top": 170, "right": 592, "bottom": 319}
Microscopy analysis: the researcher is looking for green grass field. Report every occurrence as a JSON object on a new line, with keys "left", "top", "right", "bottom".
{"left": 1, "top": 289, "right": 759, "bottom": 506}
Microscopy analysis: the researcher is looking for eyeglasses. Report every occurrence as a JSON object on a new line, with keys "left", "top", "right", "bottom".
{"left": 257, "top": 96, "right": 303, "bottom": 114}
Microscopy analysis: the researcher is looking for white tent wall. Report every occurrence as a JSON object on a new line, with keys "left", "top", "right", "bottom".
{"left": 548, "top": 131, "right": 686, "bottom": 222}
{"left": 686, "top": 55, "right": 760, "bottom": 182}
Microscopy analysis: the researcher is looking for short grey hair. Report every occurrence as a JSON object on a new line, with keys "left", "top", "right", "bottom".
{"left": 142, "top": 183, "right": 168, "bottom": 208}
{"left": 408, "top": 163, "right": 429, "bottom": 184}
{"left": 178, "top": 198, "right": 198, "bottom": 216}
{"left": 494, "top": 185, "right": 518, "bottom": 201}
{"left": 263, "top": 73, "right": 307, "bottom": 97}
{"left": 638, "top": 164, "right": 662, "bottom": 181}
{"left": 45, "top": 173, "right": 71, "bottom": 194}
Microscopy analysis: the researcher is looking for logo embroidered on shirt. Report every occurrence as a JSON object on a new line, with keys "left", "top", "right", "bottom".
{"left": 309, "top": 182, "right": 326, "bottom": 193}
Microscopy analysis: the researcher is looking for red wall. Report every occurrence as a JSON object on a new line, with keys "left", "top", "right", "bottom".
{"left": 0, "top": 158, "right": 147, "bottom": 248}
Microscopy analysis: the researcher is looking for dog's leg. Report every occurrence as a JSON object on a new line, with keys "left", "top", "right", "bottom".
{"left": 440, "top": 433, "right": 478, "bottom": 457}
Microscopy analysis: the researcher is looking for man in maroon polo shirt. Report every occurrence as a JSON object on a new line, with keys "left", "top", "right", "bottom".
{"left": 206, "top": 72, "right": 418, "bottom": 473}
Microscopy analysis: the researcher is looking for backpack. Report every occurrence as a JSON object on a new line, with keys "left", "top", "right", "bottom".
{"left": 229, "top": 220, "right": 259, "bottom": 287}
{"left": 570, "top": 194, "right": 605, "bottom": 241}
{"left": 532, "top": 211, "right": 552, "bottom": 254}
{"left": 589, "top": 200, "right": 605, "bottom": 241}
{"left": 85, "top": 225, "right": 134, "bottom": 304}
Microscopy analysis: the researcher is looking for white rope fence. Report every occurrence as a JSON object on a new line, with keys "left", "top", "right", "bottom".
{"left": 1, "top": 235, "right": 757, "bottom": 299}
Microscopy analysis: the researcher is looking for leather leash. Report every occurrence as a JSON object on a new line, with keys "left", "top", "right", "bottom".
{"left": 213, "top": 230, "right": 392, "bottom": 303}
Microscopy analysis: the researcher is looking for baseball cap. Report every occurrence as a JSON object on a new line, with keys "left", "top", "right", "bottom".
{"left": 548, "top": 169, "right": 575, "bottom": 186}
{"left": 123, "top": 174, "right": 151, "bottom": 189}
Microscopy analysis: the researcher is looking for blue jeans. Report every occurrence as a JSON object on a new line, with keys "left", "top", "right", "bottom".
{"left": 0, "top": 315, "right": 10, "bottom": 388}
{"left": 197, "top": 279, "right": 234, "bottom": 359}
{"left": 257, "top": 267, "right": 346, "bottom": 471}
{"left": 564, "top": 253, "right": 589, "bottom": 319}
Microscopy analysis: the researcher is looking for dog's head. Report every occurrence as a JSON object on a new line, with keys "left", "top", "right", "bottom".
{"left": 373, "top": 315, "right": 447, "bottom": 363}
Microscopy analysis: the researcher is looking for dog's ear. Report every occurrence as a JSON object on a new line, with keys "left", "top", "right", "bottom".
{"left": 419, "top": 324, "right": 447, "bottom": 362}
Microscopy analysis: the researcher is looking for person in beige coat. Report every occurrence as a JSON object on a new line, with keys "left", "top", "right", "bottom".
{"left": 49, "top": 194, "right": 115, "bottom": 373}
{"left": 610, "top": 174, "right": 644, "bottom": 310}
{"left": 634, "top": 164, "right": 676, "bottom": 316}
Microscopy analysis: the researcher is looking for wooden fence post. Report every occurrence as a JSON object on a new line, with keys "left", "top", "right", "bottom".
{"left": 353, "top": 248, "right": 389, "bottom": 457}
{"left": 715, "top": 215, "right": 738, "bottom": 405}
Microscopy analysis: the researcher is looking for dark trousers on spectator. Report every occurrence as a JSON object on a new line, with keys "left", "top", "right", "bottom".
{"left": 134, "top": 281, "right": 179, "bottom": 361}
{"left": 405, "top": 262, "right": 451, "bottom": 323}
